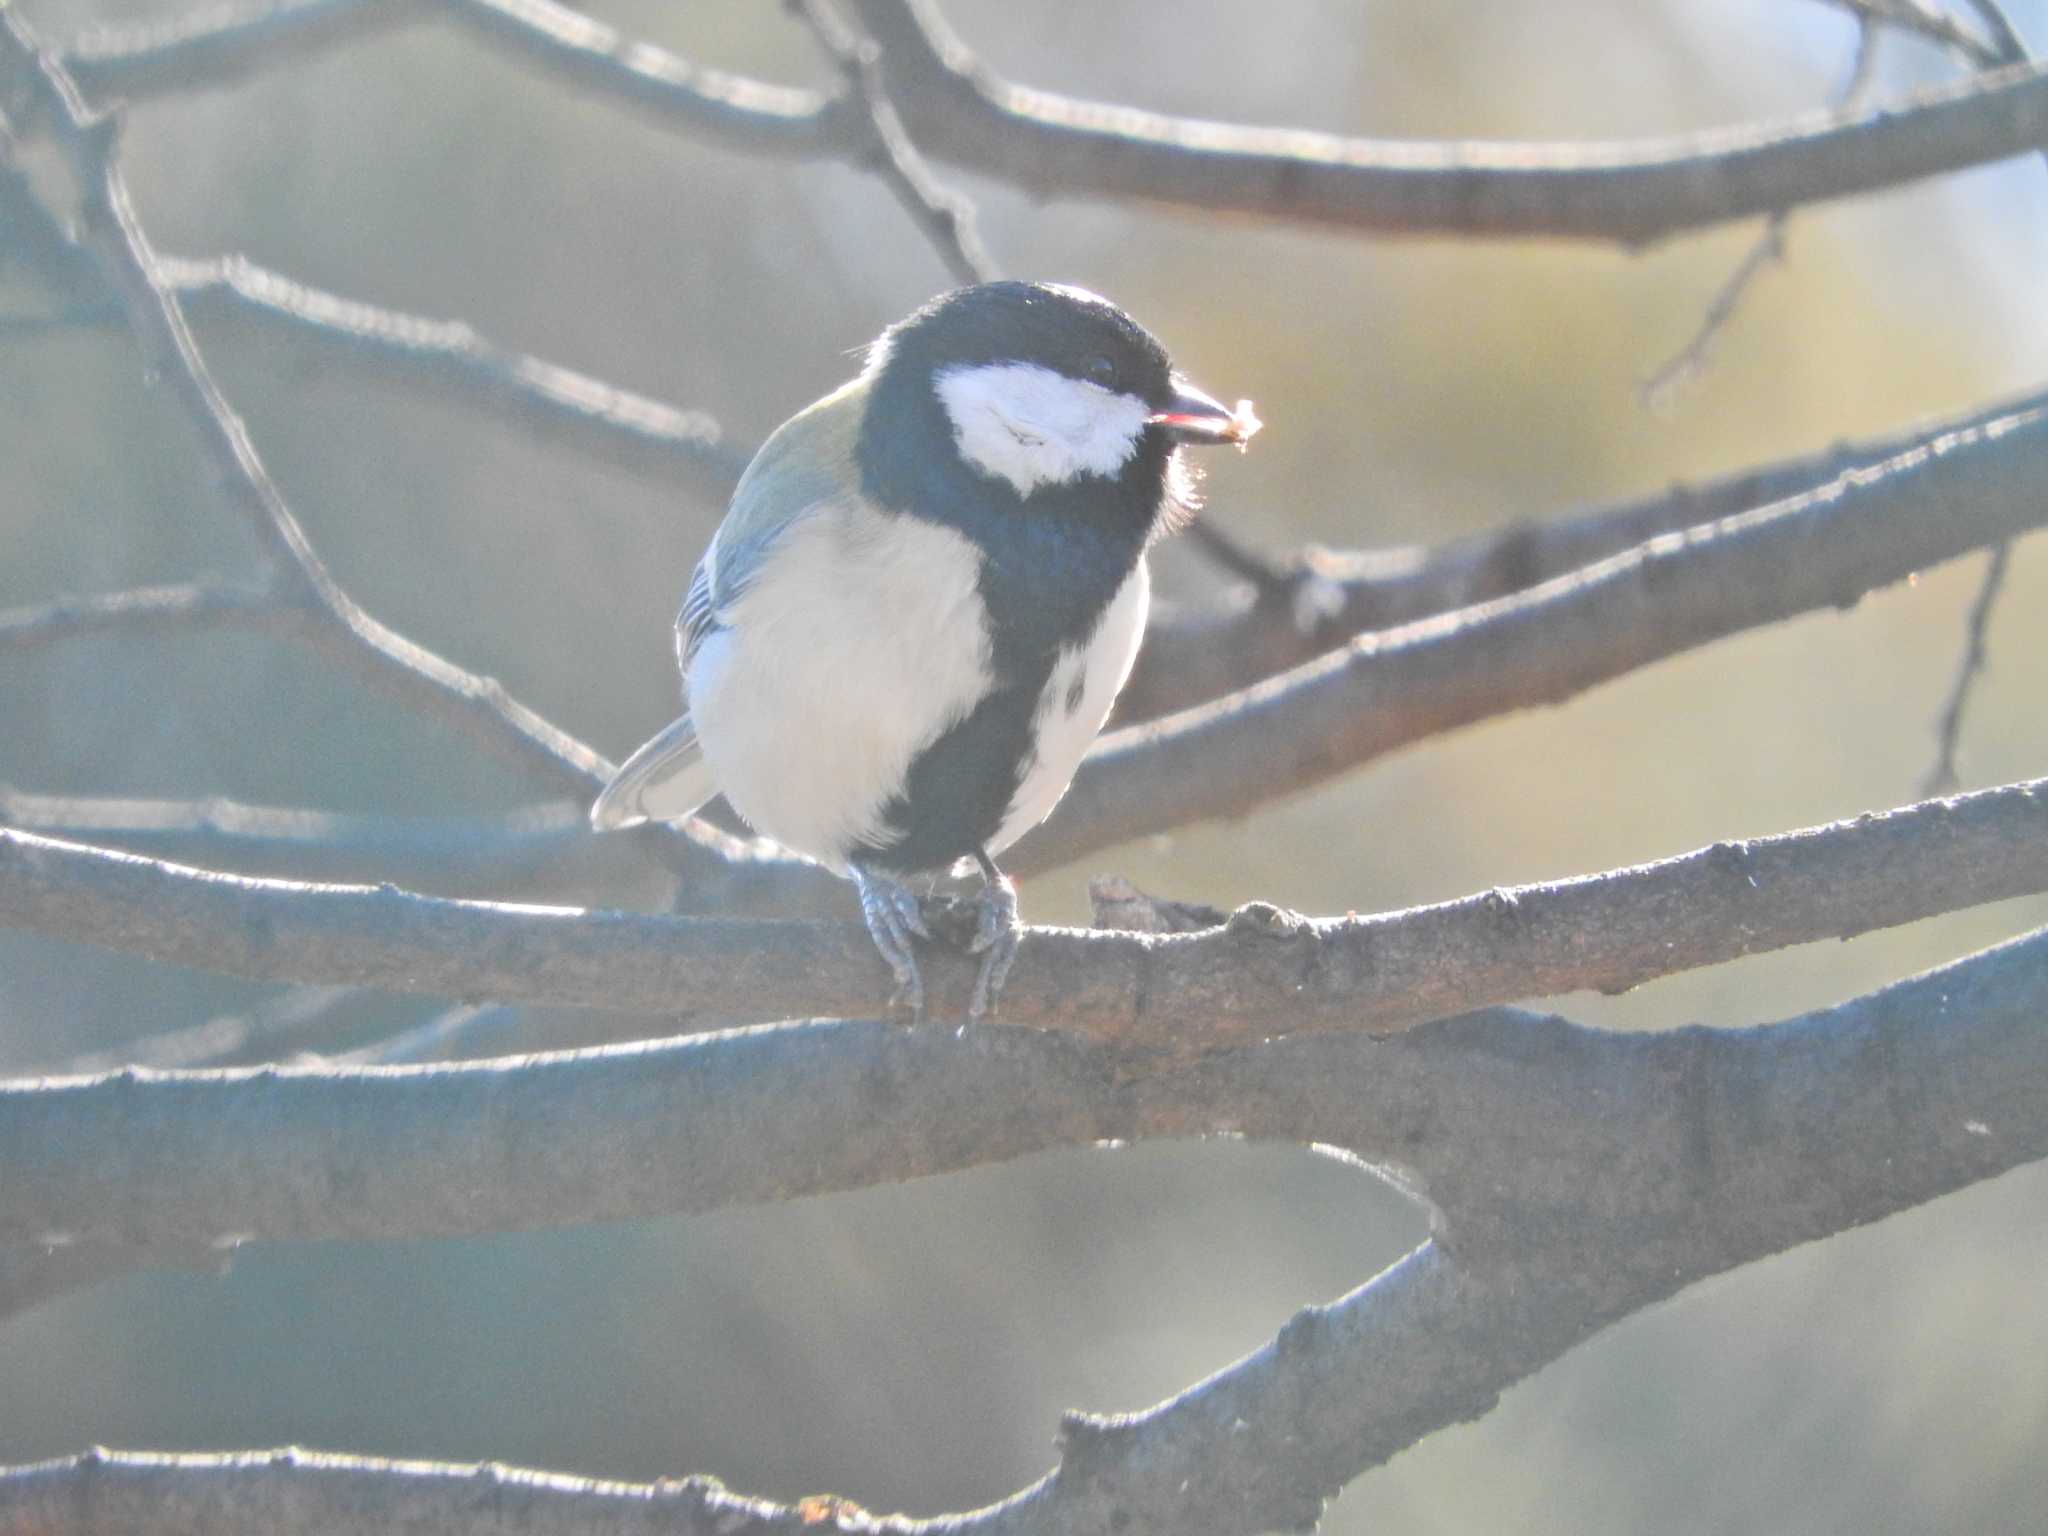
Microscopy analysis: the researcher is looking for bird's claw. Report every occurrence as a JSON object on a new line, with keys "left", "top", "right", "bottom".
{"left": 854, "top": 867, "right": 930, "bottom": 1020}
{"left": 965, "top": 873, "right": 1021, "bottom": 1023}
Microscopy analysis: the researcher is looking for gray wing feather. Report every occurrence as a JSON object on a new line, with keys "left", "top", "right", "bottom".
{"left": 598, "top": 376, "right": 867, "bottom": 834}
{"left": 589, "top": 716, "right": 717, "bottom": 830}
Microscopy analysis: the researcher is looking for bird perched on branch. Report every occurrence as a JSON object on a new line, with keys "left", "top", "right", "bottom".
{"left": 592, "top": 281, "right": 1259, "bottom": 1019}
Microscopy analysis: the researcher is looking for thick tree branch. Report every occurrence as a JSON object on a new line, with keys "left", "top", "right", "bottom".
{"left": 51, "top": 0, "right": 2048, "bottom": 244}
{"left": 1, "top": 778, "right": 2043, "bottom": 1047}
{"left": 846, "top": 0, "right": 2048, "bottom": 243}
{"left": 0, "top": 1449, "right": 801, "bottom": 1536}
{"left": 1123, "top": 385, "right": 2048, "bottom": 721}
{"left": 4, "top": 927, "right": 2043, "bottom": 1534}
{"left": 1035, "top": 397, "right": 2048, "bottom": 868}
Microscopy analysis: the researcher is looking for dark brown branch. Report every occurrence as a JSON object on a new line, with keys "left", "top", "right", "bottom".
{"left": 846, "top": 0, "right": 2048, "bottom": 244}
{"left": 1037, "top": 394, "right": 2048, "bottom": 868}
{"left": 4, "top": 926, "right": 2044, "bottom": 1534}
{"left": 53, "top": 0, "right": 2048, "bottom": 245}
{"left": 2, "top": 777, "right": 2043, "bottom": 1047}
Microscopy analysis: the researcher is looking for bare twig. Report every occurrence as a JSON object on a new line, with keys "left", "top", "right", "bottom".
{"left": 0, "top": 249, "right": 746, "bottom": 494}
{"left": 60, "top": 0, "right": 851, "bottom": 156}
{"left": 151, "top": 255, "right": 748, "bottom": 492}
{"left": 0, "top": 786, "right": 589, "bottom": 888}
{"left": 60, "top": 0, "right": 406, "bottom": 95}
{"left": 336, "top": 1002, "right": 527, "bottom": 1064}
{"left": 0, "top": 582, "right": 278, "bottom": 653}
{"left": 48, "top": 986, "right": 359, "bottom": 1076}
{"left": 2, "top": 777, "right": 2043, "bottom": 1045}
{"left": 794, "top": 0, "right": 997, "bottom": 285}
{"left": 1641, "top": 15, "right": 1883, "bottom": 409}
{"left": 1912, "top": 0, "right": 2031, "bottom": 789}
{"left": 1816, "top": 0, "right": 2000, "bottom": 65}
{"left": 2, "top": 10, "right": 613, "bottom": 795}
{"left": 1923, "top": 540, "right": 2011, "bottom": 793}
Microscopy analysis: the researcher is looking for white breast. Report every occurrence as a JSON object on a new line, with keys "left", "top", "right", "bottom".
{"left": 685, "top": 503, "right": 993, "bottom": 872}
{"left": 990, "top": 559, "right": 1151, "bottom": 857}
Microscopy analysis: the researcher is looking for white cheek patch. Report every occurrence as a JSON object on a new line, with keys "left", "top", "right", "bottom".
{"left": 935, "top": 362, "right": 1150, "bottom": 497}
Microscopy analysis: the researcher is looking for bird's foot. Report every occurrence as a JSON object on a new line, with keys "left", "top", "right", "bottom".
{"left": 965, "top": 870, "right": 1021, "bottom": 1023}
{"left": 853, "top": 865, "right": 930, "bottom": 1020}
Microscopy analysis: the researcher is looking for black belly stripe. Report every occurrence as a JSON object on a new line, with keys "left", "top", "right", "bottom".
{"left": 859, "top": 675, "right": 1049, "bottom": 873}
{"left": 853, "top": 363, "right": 1173, "bottom": 873}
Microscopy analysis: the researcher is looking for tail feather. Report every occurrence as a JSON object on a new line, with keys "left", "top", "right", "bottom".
{"left": 590, "top": 716, "right": 718, "bottom": 830}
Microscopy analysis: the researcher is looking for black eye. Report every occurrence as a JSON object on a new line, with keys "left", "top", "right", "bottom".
{"left": 1083, "top": 355, "right": 1118, "bottom": 390}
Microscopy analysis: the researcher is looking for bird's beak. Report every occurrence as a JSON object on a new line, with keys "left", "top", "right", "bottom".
{"left": 1148, "top": 377, "right": 1262, "bottom": 450}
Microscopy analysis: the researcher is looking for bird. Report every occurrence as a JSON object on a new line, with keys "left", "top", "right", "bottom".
{"left": 590, "top": 281, "right": 1259, "bottom": 1019}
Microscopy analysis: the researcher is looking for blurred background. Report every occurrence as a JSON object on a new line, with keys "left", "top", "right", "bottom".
{"left": 4, "top": 0, "right": 2048, "bottom": 1528}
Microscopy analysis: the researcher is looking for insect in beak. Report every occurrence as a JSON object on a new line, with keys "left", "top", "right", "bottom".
{"left": 1148, "top": 377, "right": 1262, "bottom": 451}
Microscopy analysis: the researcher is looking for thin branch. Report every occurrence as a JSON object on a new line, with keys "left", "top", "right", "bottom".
{"left": 1037, "top": 394, "right": 2048, "bottom": 868}
{"left": 50, "top": 0, "right": 2048, "bottom": 244}
{"left": 2, "top": 255, "right": 749, "bottom": 491}
{"left": 4, "top": 927, "right": 2044, "bottom": 1534}
{"left": 1814, "top": 1, "right": 1997, "bottom": 63}
{"left": 0, "top": 786, "right": 583, "bottom": 886}
{"left": 155, "top": 255, "right": 748, "bottom": 491}
{"left": 1955, "top": 0, "right": 2030, "bottom": 60}
{"left": 59, "top": 0, "right": 850, "bottom": 158}
{"left": 1911, "top": 1, "right": 2030, "bottom": 790}
{"left": 1922, "top": 540, "right": 2011, "bottom": 793}
{"left": 59, "top": 0, "right": 406, "bottom": 96}
{"left": 1, "top": 777, "right": 2043, "bottom": 1046}
{"left": 49, "top": 986, "right": 359, "bottom": 1075}
{"left": 0, "top": 582, "right": 279, "bottom": 653}
{"left": 795, "top": 0, "right": 997, "bottom": 285}
{"left": 2, "top": 11, "right": 612, "bottom": 795}
{"left": 337, "top": 1002, "right": 526, "bottom": 1065}
{"left": 1640, "top": 11, "right": 1883, "bottom": 408}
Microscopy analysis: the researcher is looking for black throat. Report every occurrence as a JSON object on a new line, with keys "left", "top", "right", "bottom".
{"left": 851, "top": 369, "right": 1172, "bottom": 874}
{"left": 856, "top": 364, "right": 1170, "bottom": 682}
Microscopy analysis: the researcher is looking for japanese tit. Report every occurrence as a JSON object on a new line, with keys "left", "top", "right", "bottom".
{"left": 591, "top": 281, "right": 1259, "bottom": 1018}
